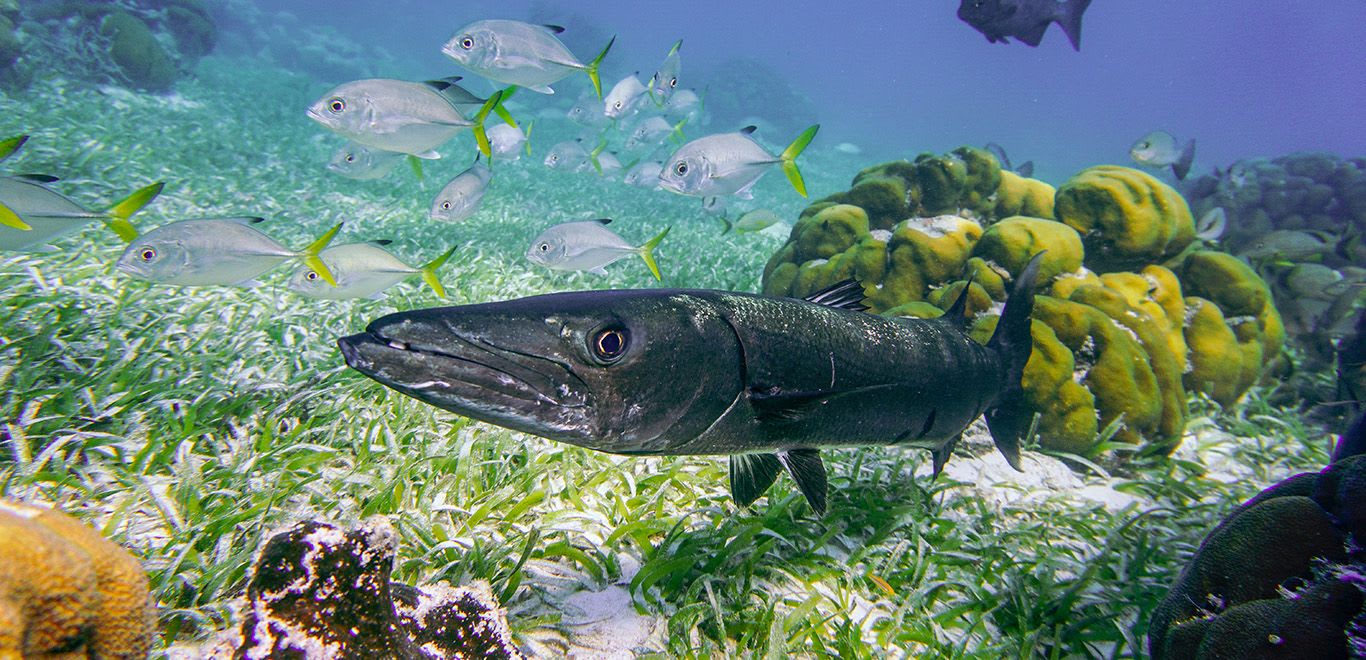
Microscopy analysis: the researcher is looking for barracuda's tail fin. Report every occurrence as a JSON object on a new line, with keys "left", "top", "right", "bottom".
{"left": 984, "top": 251, "right": 1045, "bottom": 471}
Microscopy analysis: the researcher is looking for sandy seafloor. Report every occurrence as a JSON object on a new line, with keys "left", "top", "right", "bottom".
{"left": 0, "top": 54, "right": 1339, "bottom": 657}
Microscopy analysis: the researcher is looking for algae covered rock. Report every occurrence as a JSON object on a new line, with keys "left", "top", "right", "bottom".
{"left": 1178, "top": 250, "right": 1286, "bottom": 404}
{"left": 1055, "top": 165, "right": 1196, "bottom": 272}
{"left": 994, "top": 170, "right": 1056, "bottom": 219}
{"left": 102, "top": 10, "right": 178, "bottom": 92}
{"left": 212, "top": 518, "right": 522, "bottom": 659}
{"left": 0, "top": 498, "right": 153, "bottom": 659}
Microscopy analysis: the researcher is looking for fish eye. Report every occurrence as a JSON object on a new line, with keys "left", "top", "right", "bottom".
{"left": 674, "top": 162, "right": 688, "bottom": 176}
{"left": 305, "top": 270, "right": 319, "bottom": 281}
{"left": 137, "top": 247, "right": 156, "bottom": 262}
{"left": 441, "top": 201, "right": 451, "bottom": 210}
{"left": 669, "top": 77, "right": 677, "bottom": 88}
{"left": 613, "top": 101, "right": 622, "bottom": 110}
{"left": 328, "top": 98, "right": 345, "bottom": 113}
{"left": 344, "top": 154, "right": 355, "bottom": 162}
{"left": 538, "top": 243, "right": 550, "bottom": 252}
{"left": 549, "top": 154, "right": 558, "bottom": 162}
{"left": 590, "top": 327, "right": 629, "bottom": 363}
{"left": 460, "top": 36, "right": 474, "bottom": 50}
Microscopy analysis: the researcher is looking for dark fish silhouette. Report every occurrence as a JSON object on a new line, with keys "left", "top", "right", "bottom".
{"left": 339, "top": 256, "right": 1045, "bottom": 516}
{"left": 983, "top": 142, "right": 1036, "bottom": 178}
{"left": 958, "top": 0, "right": 1094, "bottom": 51}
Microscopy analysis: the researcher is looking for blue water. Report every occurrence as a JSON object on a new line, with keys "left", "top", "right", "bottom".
{"left": 261, "top": 0, "right": 1366, "bottom": 182}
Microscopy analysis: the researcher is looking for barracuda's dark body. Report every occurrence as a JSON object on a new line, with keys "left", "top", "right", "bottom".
{"left": 338, "top": 256, "right": 1042, "bottom": 515}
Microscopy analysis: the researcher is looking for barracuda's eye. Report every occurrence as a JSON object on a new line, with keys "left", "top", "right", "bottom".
{"left": 591, "top": 327, "right": 629, "bottom": 362}
{"left": 328, "top": 98, "right": 345, "bottom": 113}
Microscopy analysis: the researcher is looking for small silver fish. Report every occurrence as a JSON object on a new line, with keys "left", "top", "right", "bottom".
{"left": 288, "top": 242, "right": 454, "bottom": 300}
{"left": 307, "top": 79, "right": 503, "bottom": 158}
{"left": 722, "top": 209, "right": 787, "bottom": 235}
{"left": 566, "top": 95, "right": 609, "bottom": 128}
{"left": 1238, "top": 229, "right": 1335, "bottom": 262}
{"left": 526, "top": 218, "right": 669, "bottom": 280}
{"left": 1195, "top": 207, "right": 1227, "bottom": 242}
{"left": 0, "top": 178, "right": 161, "bottom": 251}
{"left": 663, "top": 89, "right": 702, "bottom": 123}
{"left": 328, "top": 142, "right": 406, "bottom": 180}
{"left": 604, "top": 73, "right": 648, "bottom": 120}
{"left": 431, "top": 158, "right": 493, "bottom": 222}
{"left": 117, "top": 219, "right": 340, "bottom": 287}
{"left": 658, "top": 124, "right": 819, "bottom": 199}
{"left": 545, "top": 140, "right": 592, "bottom": 172}
{"left": 1130, "top": 130, "right": 1196, "bottom": 180}
{"left": 622, "top": 161, "right": 663, "bottom": 188}
{"left": 442, "top": 20, "right": 614, "bottom": 97}
{"left": 487, "top": 121, "right": 532, "bottom": 160}
{"left": 624, "top": 116, "right": 684, "bottom": 150}
{"left": 648, "top": 40, "right": 682, "bottom": 103}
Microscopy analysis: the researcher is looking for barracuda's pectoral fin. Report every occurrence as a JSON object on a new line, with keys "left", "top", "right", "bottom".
{"left": 777, "top": 448, "right": 827, "bottom": 516}
{"left": 729, "top": 453, "right": 782, "bottom": 508}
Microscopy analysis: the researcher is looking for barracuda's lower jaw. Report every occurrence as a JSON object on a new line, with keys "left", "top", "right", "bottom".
{"left": 336, "top": 331, "right": 596, "bottom": 443}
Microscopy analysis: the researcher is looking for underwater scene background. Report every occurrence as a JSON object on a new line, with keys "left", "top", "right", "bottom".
{"left": 1, "top": 0, "right": 1365, "bottom": 657}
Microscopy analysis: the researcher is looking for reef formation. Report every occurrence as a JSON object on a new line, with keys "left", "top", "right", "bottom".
{"left": 4, "top": 0, "right": 216, "bottom": 92}
{"left": 762, "top": 148, "right": 1285, "bottom": 455}
{"left": 1184, "top": 152, "right": 1366, "bottom": 364}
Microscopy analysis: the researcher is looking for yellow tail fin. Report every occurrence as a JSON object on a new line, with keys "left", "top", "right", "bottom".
{"left": 104, "top": 182, "right": 164, "bottom": 241}
{"left": 779, "top": 124, "right": 819, "bottom": 198}
{"left": 585, "top": 36, "right": 616, "bottom": 99}
{"left": 301, "top": 222, "right": 343, "bottom": 286}
{"left": 637, "top": 226, "right": 670, "bottom": 281}
{"left": 418, "top": 246, "right": 458, "bottom": 298}
{"left": 471, "top": 89, "right": 506, "bottom": 157}
{"left": 0, "top": 135, "right": 28, "bottom": 164}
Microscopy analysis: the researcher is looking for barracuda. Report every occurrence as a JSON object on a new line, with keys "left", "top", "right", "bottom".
{"left": 338, "top": 255, "right": 1043, "bottom": 515}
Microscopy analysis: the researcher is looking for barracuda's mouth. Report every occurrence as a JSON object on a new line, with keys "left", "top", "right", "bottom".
{"left": 337, "top": 322, "right": 597, "bottom": 443}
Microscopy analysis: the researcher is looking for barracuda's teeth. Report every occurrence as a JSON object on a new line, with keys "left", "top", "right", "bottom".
{"left": 388, "top": 340, "right": 409, "bottom": 351}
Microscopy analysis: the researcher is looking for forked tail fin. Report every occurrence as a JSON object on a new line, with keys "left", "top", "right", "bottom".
{"left": 1057, "top": 0, "right": 1093, "bottom": 51}
{"left": 418, "top": 246, "right": 457, "bottom": 298}
{"left": 779, "top": 124, "right": 819, "bottom": 197}
{"left": 104, "top": 181, "right": 165, "bottom": 241}
{"left": 636, "top": 225, "right": 670, "bottom": 281}
{"left": 1172, "top": 138, "right": 1196, "bottom": 181}
{"left": 584, "top": 36, "right": 616, "bottom": 99}
{"left": 984, "top": 251, "right": 1045, "bottom": 470}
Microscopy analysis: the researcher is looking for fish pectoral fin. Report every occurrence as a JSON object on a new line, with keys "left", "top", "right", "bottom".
{"left": 749, "top": 384, "right": 896, "bottom": 424}
{"left": 728, "top": 453, "right": 782, "bottom": 509}
{"left": 233, "top": 278, "right": 264, "bottom": 288}
{"left": 777, "top": 448, "right": 827, "bottom": 516}
{"left": 588, "top": 266, "right": 609, "bottom": 276}
{"left": 930, "top": 434, "right": 961, "bottom": 478}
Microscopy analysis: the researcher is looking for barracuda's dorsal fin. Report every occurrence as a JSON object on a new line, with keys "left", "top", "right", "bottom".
{"left": 802, "top": 279, "right": 867, "bottom": 312}
{"left": 729, "top": 453, "right": 782, "bottom": 508}
{"left": 940, "top": 273, "right": 977, "bottom": 328}
{"left": 778, "top": 448, "right": 827, "bottom": 515}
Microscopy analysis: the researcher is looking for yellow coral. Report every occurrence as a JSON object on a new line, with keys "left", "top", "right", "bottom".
{"left": 866, "top": 215, "right": 982, "bottom": 312}
{"left": 971, "top": 216, "right": 1084, "bottom": 289}
{"left": 0, "top": 499, "right": 152, "bottom": 659}
{"left": 994, "top": 170, "right": 1056, "bottom": 219}
{"left": 1055, "top": 165, "right": 1196, "bottom": 272}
